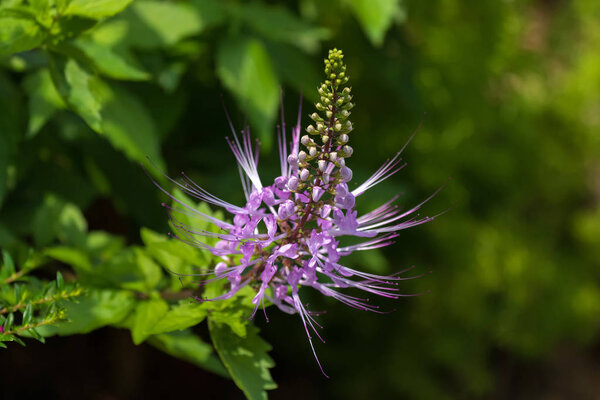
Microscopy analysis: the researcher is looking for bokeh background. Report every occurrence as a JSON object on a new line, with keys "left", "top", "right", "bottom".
{"left": 2, "top": 0, "right": 600, "bottom": 399}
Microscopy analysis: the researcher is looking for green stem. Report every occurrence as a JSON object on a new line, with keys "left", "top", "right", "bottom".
{"left": 0, "top": 288, "right": 83, "bottom": 315}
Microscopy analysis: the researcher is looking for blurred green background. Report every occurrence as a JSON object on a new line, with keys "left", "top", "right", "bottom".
{"left": 2, "top": 0, "right": 600, "bottom": 398}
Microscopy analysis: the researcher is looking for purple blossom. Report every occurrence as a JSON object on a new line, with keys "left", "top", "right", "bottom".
{"left": 150, "top": 49, "right": 443, "bottom": 377}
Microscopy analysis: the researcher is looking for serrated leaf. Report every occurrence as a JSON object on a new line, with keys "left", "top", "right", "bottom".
{"left": 235, "top": 3, "right": 329, "bottom": 53}
{"left": 74, "top": 39, "right": 150, "bottom": 81}
{"left": 209, "top": 321, "right": 276, "bottom": 400}
{"left": 79, "top": 247, "right": 152, "bottom": 291}
{"left": 147, "top": 301, "right": 207, "bottom": 336}
{"left": 48, "top": 53, "right": 103, "bottom": 132}
{"left": 131, "top": 299, "right": 169, "bottom": 345}
{"left": 148, "top": 330, "right": 229, "bottom": 377}
{"left": 216, "top": 37, "right": 279, "bottom": 148}
{"left": 64, "top": 0, "right": 134, "bottom": 19}
{"left": 140, "top": 227, "right": 208, "bottom": 290}
{"left": 23, "top": 68, "right": 66, "bottom": 137}
{"left": 0, "top": 17, "right": 45, "bottom": 55}
{"left": 345, "top": 0, "right": 403, "bottom": 46}
{"left": 39, "top": 289, "right": 136, "bottom": 336}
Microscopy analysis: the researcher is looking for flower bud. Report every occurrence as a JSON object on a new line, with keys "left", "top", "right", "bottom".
{"left": 309, "top": 147, "right": 317, "bottom": 157}
{"left": 339, "top": 134, "right": 349, "bottom": 144}
{"left": 340, "top": 166, "right": 353, "bottom": 182}
{"left": 322, "top": 135, "right": 329, "bottom": 144}
{"left": 301, "top": 135, "right": 310, "bottom": 146}
{"left": 300, "top": 168, "right": 310, "bottom": 181}
{"left": 343, "top": 193, "right": 356, "bottom": 209}
{"left": 322, "top": 172, "right": 330, "bottom": 184}
{"left": 287, "top": 154, "right": 298, "bottom": 167}
{"left": 285, "top": 200, "right": 295, "bottom": 215}
{"left": 214, "top": 262, "right": 228, "bottom": 277}
{"left": 335, "top": 123, "right": 342, "bottom": 131}
{"left": 287, "top": 176, "right": 299, "bottom": 191}
{"left": 342, "top": 145, "right": 353, "bottom": 157}
{"left": 337, "top": 157, "right": 345, "bottom": 167}
{"left": 306, "top": 125, "right": 315, "bottom": 134}
{"left": 262, "top": 187, "right": 275, "bottom": 206}
{"left": 329, "top": 152, "right": 337, "bottom": 162}
{"left": 312, "top": 187, "right": 324, "bottom": 202}
{"left": 318, "top": 159, "right": 326, "bottom": 171}
{"left": 320, "top": 204, "right": 332, "bottom": 219}
{"left": 336, "top": 183, "right": 349, "bottom": 197}
{"left": 298, "top": 150, "right": 307, "bottom": 162}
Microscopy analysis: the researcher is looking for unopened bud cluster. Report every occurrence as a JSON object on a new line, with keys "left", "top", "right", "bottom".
{"left": 286, "top": 49, "right": 355, "bottom": 215}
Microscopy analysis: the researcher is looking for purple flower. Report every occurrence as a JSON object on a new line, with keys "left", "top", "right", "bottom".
{"left": 151, "top": 49, "right": 443, "bottom": 377}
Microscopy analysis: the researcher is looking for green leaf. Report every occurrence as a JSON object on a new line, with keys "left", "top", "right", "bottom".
{"left": 48, "top": 51, "right": 165, "bottom": 171}
{"left": 95, "top": 80, "right": 165, "bottom": 171}
{"left": 91, "top": 1, "right": 204, "bottom": 50}
{"left": 0, "top": 250, "right": 16, "bottom": 281}
{"left": 0, "top": 133, "right": 8, "bottom": 209}
{"left": 217, "top": 37, "right": 279, "bottom": 148}
{"left": 147, "top": 330, "right": 229, "bottom": 377}
{"left": 235, "top": 3, "right": 330, "bottom": 53}
{"left": 22, "top": 303, "right": 33, "bottom": 325}
{"left": 39, "top": 289, "right": 136, "bottom": 336}
{"left": 73, "top": 39, "right": 150, "bottom": 81}
{"left": 209, "top": 321, "right": 277, "bottom": 400}
{"left": 48, "top": 53, "right": 103, "bottom": 132}
{"left": 44, "top": 246, "right": 92, "bottom": 272}
{"left": 64, "top": 0, "right": 134, "bottom": 19}
{"left": 147, "top": 301, "right": 207, "bottom": 336}
{"left": 140, "top": 227, "right": 209, "bottom": 290}
{"left": 79, "top": 247, "right": 160, "bottom": 292}
{"left": 189, "top": 0, "right": 226, "bottom": 29}
{"left": 32, "top": 194, "right": 87, "bottom": 247}
{"left": 345, "top": 0, "right": 404, "bottom": 46}
{"left": 134, "top": 248, "right": 162, "bottom": 291}
{"left": 131, "top": 298, "right": 169, "bottom": 345}
{"left": 0, "top": 17, "right": 45, "bottom": 55}
{"left": 23, "top": 68, "right": 66, "bottom": 137}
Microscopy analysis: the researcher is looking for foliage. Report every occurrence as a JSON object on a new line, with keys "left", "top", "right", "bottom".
{"left": 0, "top": 249, "right": 82, "bottom": 347}
{"left": 1, "top": 0, "right": 599, "bottom": 399}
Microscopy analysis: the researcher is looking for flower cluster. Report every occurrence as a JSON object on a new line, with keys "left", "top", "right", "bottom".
{"left": 154, "top": 49, "right": 441, "bottom": 376}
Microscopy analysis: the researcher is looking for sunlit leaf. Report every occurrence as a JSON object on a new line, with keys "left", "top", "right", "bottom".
{"left": 23, "top": 68, "right": 65, "bottom": 137}
{"left": 48, "top": 53, "right": 103, "bottom": 132}
{"left": 209, "top": 321, "right": 276, "bottom": 400}
{"left": 74, "top": 39, "right": 150, "bottom": 81}
{"left": 131, "top": 298, "right": 169, "bottom": 344}
{"left": 147, "top": 301, "right": 207, "bottom": 335}
{"left": 148, "top": 330, "right": 229, "bottom": 377}
{"left": 63, "top": 0, "right": 134, "bottom": 19}
{"left": 39, "top": 289, "right": 136, "bottom": 336}
{"left": 0, "top": 17, "right": 45, "bottom": 55}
